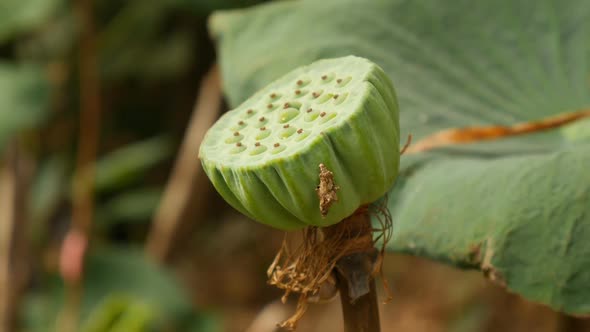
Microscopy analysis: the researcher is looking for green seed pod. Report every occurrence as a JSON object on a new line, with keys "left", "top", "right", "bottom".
{"left": 200, "top": 56, "right": 399, "bottom": 230}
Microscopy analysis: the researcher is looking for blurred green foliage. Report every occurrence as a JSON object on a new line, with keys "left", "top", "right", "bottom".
{"left": 0, "top": 0, "right": 264, "bottom": 330}
{"left": 0, "top": 0, "right": 62, "bottom": 43}
{"left": 24, "top": 248, "right": 219, "bottom": 332}
{"left": 0, "top": 63, "right": 50, "bottom": 152}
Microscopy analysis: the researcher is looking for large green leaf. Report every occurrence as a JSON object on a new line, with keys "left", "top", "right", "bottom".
{"left": 0, "top": 0, "right": 61, "bottom": 43}
{"left": 209, "top": 0, "right": 590, "bottom": 316}
{"left": 0, "top": 63, "right": 50, "bottom": 151}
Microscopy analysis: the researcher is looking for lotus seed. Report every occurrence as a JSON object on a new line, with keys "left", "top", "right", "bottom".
{"left": 320, "top": 73, "right": 335, "bottom": 83}
{"left": 249, "top": 143, "right": 267, "bottom": 155}
{"left": 294, "top": 130, "right": 310, "bottom": 142}
{"left": 304, "top": 109, "right": 320, "bottom": 122}
{"left": 319, "top": 112, "right": 337, "bottom": 124}
{"left": 232, "top": 121, "right": 247, "bottom": 131}
{"left": 280, "top": 127, "right": 296, "bottom": 138}
{"left": 225, "top": 132, "right": 244, "bottom": 143}
{"left": 230, "top": 143, "right": 247, "bottom": 154}
{"left": 279, "top": 108, "right": 299, "bottom": 123}
{"left": 317, "top": 93, "right": 333, "bottom": 104}
{"left": 271, "top": 144, "right": 286, "bottom": 154}
{"left": 334, "top": 93, "right": 348, "bottom": 105}
{"left": 243, "top": 109, "right": 256, "bottom": 118}
{"left": 256, "top": 129, "right": 271, "bottom": 140}
{"left": 336, "top": 76, "right": 352, "bottom": 87}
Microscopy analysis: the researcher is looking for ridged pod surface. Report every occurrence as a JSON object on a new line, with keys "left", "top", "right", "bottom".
{"left": 200, "top": 56, "right": 399, "bottom": 230}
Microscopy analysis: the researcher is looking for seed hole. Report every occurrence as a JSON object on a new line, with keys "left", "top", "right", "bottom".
{"left": 295, "top": 130, "right": 310, "bottom": 142}
{"left": 279, "top": 108, "right": 300, "bottom": 123}
{"left": 243, "top": 109, "right": 256, "bottom": 119}
{"left": 304, "top": 109, "right": 320, "bottom": 122}
{"left": 225, "top": 133, "right": 244, "bottom": 144}
{"left": 319, "top": 112, "right": 337, "bottom": 124}
{"left": 231, "top": 121, "right": 247, "bottom": 131}
{"left": 295, "top": 78, "right": 311, "bottom": 87}
{"left": 311, "top": 90, "right": 324, "bottom": 99}
{"left": 249, "top": 144, "right": 267, "bottom": 155}
{"left": 294, "top": 89, "right": 308, "bottom": 98}
{"left": 336, "top": 76, "right": 352, "bottom": 87}
{"left": 280, "top": 126, "right": 296, "bottom": 138}
{"left": 271, "top": 143, "right": 286, "bottom": 154}
{"left": 333, "top": 92, "right": 349, "bottom": 105}
{"left": 256, "top": 129, "right": 271, "bottom": 140}
{"left": 320, "top": 73, "right": 335, "bottom": 83}
{"left": 255, "top": 116, "right": 268, "bottom": 128}
{"left": 230, "top": 142, "right": 247, "bottom": 154}
{"left": 317, "top": 93, "right": 334, "bottom": 104}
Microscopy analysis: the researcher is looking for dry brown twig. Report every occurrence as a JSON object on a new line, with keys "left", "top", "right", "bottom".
{"left": 147, "top": 65, "right": 222, "bottom": 263}
{"left": 406, "top": 109, "right": 590, "bottom": 154}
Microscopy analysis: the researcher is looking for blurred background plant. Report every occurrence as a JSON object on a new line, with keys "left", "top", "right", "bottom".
{"left": 1, "top": 0, "right": 589, "bottom": 331}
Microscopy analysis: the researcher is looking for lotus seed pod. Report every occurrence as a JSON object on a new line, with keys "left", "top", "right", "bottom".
{"left": 199, "top": 56, "right": 399, "bottom": 230}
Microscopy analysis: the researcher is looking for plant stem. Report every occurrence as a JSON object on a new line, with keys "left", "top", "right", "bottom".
{"left": 59, "top": 0, "right": 101, "bottom": 329}
{"left": 337, "top": 271, "right": 380, "bottom": 332}
{"left": 326, "top": 211, "right": 381, "bottom": 332}
{"left": 0, "top": 143, "right": 31, "bottom": 332}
